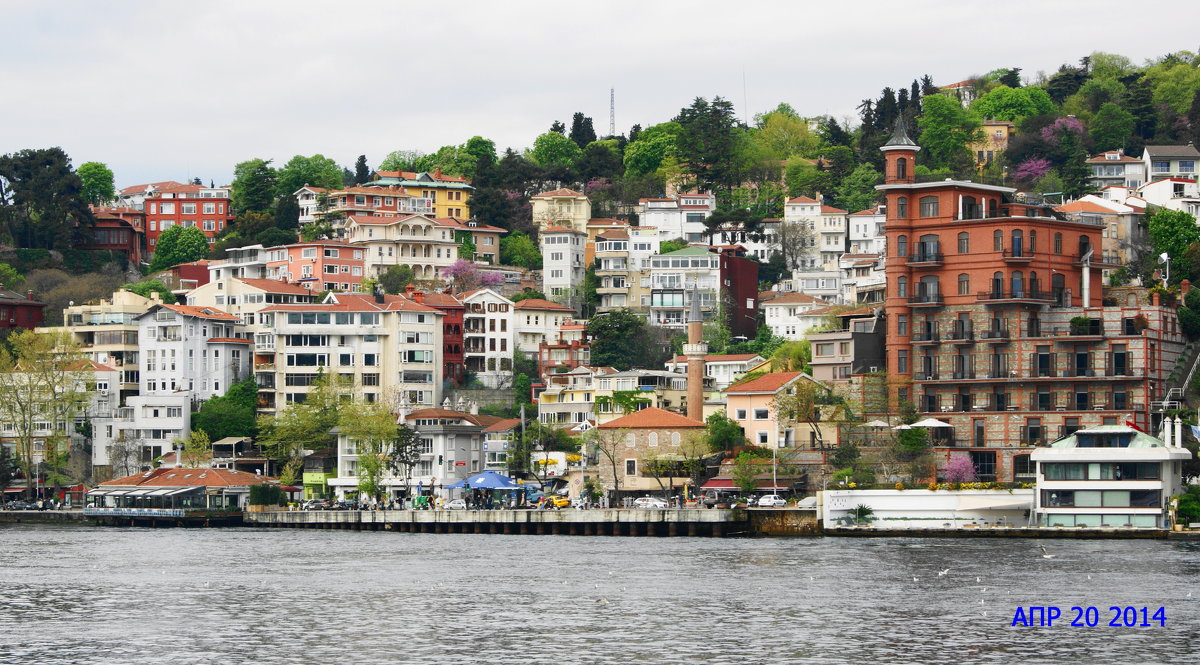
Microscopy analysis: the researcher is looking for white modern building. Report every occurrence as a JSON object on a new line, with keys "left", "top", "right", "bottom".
{"left": 513, "top": 298, "right": 576, "bottom": 358}
{"left": 135, "top": 303, "right": 249, "bottom": 401}
{"left": 638, "top": 193, "right": 716, "bottom": 243}
{"left": 664, "top": 353, "right": 765, "bottom": 390}
{"left": 460, "top": 289, "right": 515, "bottom": 389}
{"left": 539, "top": 225, "right": 586, "bottom": 300}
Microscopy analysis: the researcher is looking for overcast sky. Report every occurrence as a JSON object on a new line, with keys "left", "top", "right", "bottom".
{"left": 2, "top": 1, "right": 1197, "bottom": 188}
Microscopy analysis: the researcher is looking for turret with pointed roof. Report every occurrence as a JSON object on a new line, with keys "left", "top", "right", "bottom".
{"left": 880, "top": 116, "right": 918, "bottom": 185}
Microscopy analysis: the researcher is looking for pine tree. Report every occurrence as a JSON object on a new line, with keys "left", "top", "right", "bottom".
{"left": 354, "top": 155, "right": 371, "bottom": 184}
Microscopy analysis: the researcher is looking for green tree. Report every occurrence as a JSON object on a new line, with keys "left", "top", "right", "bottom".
{"left": 753, "top": 104, "right": 819, "bottom": 159}
{"left": 121, "top": 279, "right": 176, "bottom": 304}
{"left": 785, "top": 158, "right": 833, "bottom": 198}
{"left": 623, "top": 122, "right": 681, "bottom": 177}
{"left": 1057, "top": 129, "right": 1093, "bottom": 198}
{"left": 256, "top": 227, "right": 296, "bottom": 248}
{"left": 273, "top": 193, "right": 301, "bottom": 230}
{"left": 0, "top": 444, "right": 17, "bottom": 493}
{"left": 970, "top": 85, "right": 1055, "bottom": 122}
{"left": 1144, "top": 58, "right": 1200, "bottom": 114}
{"left": 76, "top": 161, "right": 116, "bottom": 205}
{"left": 578, "top": 140, "right": 623, "bottom": 181}
{"left": 568, "top": 112, "right": 598, "bottom": 149}
{"left": 230, "top": 158, "right": 277, "bottom": 215}
{"left": 0, "top": 147, "right": 93, "bottom": 251}
{"left": 339, "top": 401, "right": 400, "bottom": 505}
{"left": 917, "top": 95, "right": 983, "bottom": 172}
{"left": 1089, "top": 102, "right": 1136, "bottom": 152}
{"left": 0, "top": 263, "right": 24, "bottom": 290}
{"left": 731, "top": 452, "right": 761, "bottom": 495}
{"left": 1148, "top": 208, "right": 1200, "bottom": 282}
{"left": 500, "top": 232, "right": 542, "bottom": 269}
{"left": 529, "top": 131, "right": 583, "bottom": 168}
{"left": 150, "top": 225, "right": 209, "bottom": 271}
{"left": 256, "top": 373, "right": 345, "bottom": 468}
{"left": 673, "top": 96, "right": 743, "bottom": 193}
{"left": 191, "top": 377, "right": 257, "bottom": 441}
{"left": 378, "top": 150, "right": 425, "bottom": 172}
{"left": 705, "top": 411, "right": 746, "bottom": 453}
{"left": 178, "top": 429, "right": 212, "bottom": 468}
{"left": 378, "top": 265, "right": 416, "bottom": 294}
{"left": 587, "top": 309, "right": 657, "bottom": 370}
{"left": 274, "top": 154, "right": 344, "bottom": 199}
{"left": 353, "top": 155, "right": 371, "bottom": 185}
{"left": 510, "top": 289, "right": 548, "bottom": 302}
{"left": 463, "top": 136, "right": 497, "bottom": 178}
{"left": 834, "top": 163, "right": 882, "bottom": 213}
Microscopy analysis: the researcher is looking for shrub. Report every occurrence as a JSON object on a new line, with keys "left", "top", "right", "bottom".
{"left": 248, "top": 483, "right": 283, "bottom": 506}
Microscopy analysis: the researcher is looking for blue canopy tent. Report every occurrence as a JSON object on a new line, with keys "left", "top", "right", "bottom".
{"left": 444, "top": 471, "right": 522, "bottom": 490}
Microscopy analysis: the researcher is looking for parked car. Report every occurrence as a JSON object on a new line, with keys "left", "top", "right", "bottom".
{"left": 302, "top": 499, "right": 328, "bottom": 511}
{"left": 757, "top": 494, "right": 787, "bottom": 508}
{"left": 632, "top": 496, "right": 669, "bottom": 509}
{"left": 446, "top": 498, "right": 467, "bottom": 510}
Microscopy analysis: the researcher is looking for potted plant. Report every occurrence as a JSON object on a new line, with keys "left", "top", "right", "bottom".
{"left": 1069, "top": 316, "right": 1091, "bottom": 335}
{"left": 851, "top": 503, "right": 875, "bottom": 525}
{"left": 1132, "top": 314, "right": 1149, "bottom": 333}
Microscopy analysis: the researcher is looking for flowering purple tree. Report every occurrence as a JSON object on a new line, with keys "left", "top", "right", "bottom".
{"left": 941, "top": 453, "right": 977, "bottom": 483}
{"left": 1012, "top": 157, "right": 1052, "bottom": 184}
{"left": 441, "top": 259, "right": 503, "bottom": 293}
{"left": 1039, "top": 116, "right": 1085, "bottom": 142}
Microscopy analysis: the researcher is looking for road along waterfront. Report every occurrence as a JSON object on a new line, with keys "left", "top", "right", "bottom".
{"left": 2, "top": 524, "right": 1199, "bottom": 664}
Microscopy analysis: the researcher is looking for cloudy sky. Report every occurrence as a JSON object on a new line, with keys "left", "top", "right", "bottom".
{"left": 1, "top": 1, "right": 1196, "bottom": 188}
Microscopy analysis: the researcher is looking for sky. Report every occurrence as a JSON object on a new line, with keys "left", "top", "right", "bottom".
{"left": 1, "top": 1, "right": 1198, "bottom": 189}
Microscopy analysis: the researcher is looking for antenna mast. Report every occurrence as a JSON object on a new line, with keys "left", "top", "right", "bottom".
{"left": 610, "top": 87, "right": 616, "bottom": 137}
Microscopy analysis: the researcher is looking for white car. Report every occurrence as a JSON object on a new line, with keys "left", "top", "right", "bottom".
{"left": 757, "top": 494, "right": 787, "bottom": 508}
{"left": 446, "top": 498, "right": 467, "bottom": 510}
{"left": 632, "top": 496, "right": 669, "bottom": 509}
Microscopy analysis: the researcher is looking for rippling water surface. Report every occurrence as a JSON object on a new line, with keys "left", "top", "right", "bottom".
{"left": 1, "top": 524, "right": 1198, "bottom": 664}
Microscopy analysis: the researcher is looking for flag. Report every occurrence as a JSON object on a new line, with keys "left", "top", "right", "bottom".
{"left": 1125, "top": 419, "right": 1144, "bottom": 433}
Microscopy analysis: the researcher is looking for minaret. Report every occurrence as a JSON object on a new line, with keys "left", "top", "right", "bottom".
{"left": 684, "top": 284, "right": 707, "bottom": 422}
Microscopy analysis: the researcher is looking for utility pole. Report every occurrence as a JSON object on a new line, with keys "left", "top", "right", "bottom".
{"left": 609, "top": 87, "right": 616, "bottom": 137}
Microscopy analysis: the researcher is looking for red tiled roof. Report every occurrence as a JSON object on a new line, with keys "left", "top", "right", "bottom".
{"left": 153, "top": 182, "right": 205, "bottom": 195}
{"left": 597, "top": 407, "right": 705, "bottom": 429}
{"left": 67, "top": 359, "right": 118, "bottom": 373}
{"left": 262, "top": 293, "right": 442, "bottom": 314}
{"left": 587, "top": 218, "right": 624, "bottom": 226}
{"left": 820, "top": 205, "right": 848, "bottom": 214}
{"left": 419, "top": 293, "right": 463, "bottom": 308}
{"left": 161, "top": 304, "right": 239, "bottom": 321}
{"left": 235, "top": 278, "right": 314, "bottom": 295}
{"left": 343, "top": 214, "right": 425, "bottom": 225}
{"left": 597, "top": 229, "right": 629, "bottom": 240}
{"left": 483, "top": 418, "right": 522, "bottom": 433}
{"left": 1055, "top": 201, "right": 1118, "bottom": 214}
{"left": 850, "top": 208, "right": 881, "bottom": 216}
{"left": 532, "top": 188, "right": 585, "bottom": 198}
{"left": 432, "top": 217, "right": 505, "bottom": 232}
{"left": 787, "top": 196, "right": 819, "bottom": 204}
{"left": 1086, "top": 153, "right": 1141, "bottom": 163}
{"left": 513, "top": 298, "right": 574, "bottom": 312}
{"left": 101, "top": 467, "right": 275, "bottom": 488}
{"left": 725, "top": 372, "right": 805, "bottom": 394}
{"left": 669, "top": 353, "right": 761, "bottom": 363}
{"left": 373, "top": 170, "right": 470, "bottom": 183}
{"left": 119, "top": 181, "right": 184, "bottom": 195}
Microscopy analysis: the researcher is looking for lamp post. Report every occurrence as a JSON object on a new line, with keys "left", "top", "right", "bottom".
{"left": 1159, "top": 252, "right": 1170, "bottom": 289}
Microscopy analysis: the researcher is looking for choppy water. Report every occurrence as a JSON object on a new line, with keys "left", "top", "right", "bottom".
{"left": 1, "top": 524, "right": 1198, "bottom": 664}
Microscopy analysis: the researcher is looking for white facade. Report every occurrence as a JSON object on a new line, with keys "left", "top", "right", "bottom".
{"left": 785, "top": 196, "right": 848, "bottom": 269}
{"left": 847, "top": 209, "right": 886, "bottom": 254}
{"left": 460, "top": 289, "right": 515, "bottom": 389}
{"left": 208, "top": 245, "right": 267, "bottom": 281}
{"left": 1142, "top": 144, "right": 1200, "bottom": 182}
{"left": 531, "top": 189, "right": 591, "bottom": 232}
{"left": 539, "top": 227, "right": 586, "bottom": 299}
{"left": 713, "top": 219, "right": 780, "bottom": 260}
{"left": 342, "top": 214, "right": 459, "bottom": 280}
{"left": 513, "top": 299, "right": 575, "bottom": 357}
{"left": 136, "top": 304, "right": 249, "bottom": 401}
{"left": 638, "top": 194, "right": 715, "bottom": 243}
{"left": 664, "top": 354, "right": 765, "bottom": 391}
{"left": 188, "top": 277, "right": 316, "bottom": 332}
{"left": 1136, "top": 178, "right": 1200, "bottom": 218}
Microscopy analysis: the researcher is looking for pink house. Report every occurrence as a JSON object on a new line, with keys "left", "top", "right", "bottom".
{"left": 263, "top": 240, "right": 366, "bottom": 292}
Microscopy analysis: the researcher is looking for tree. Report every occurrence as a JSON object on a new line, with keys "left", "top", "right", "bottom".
{"left": 230, "top": 158, "right": 277, "bottom": 216}
{"left": 354, "top": 155, "right": 371, "bottom": 185}
{"left": 917, "top": 95, "right": 982, "bottom": 172}
{"left": 0, "top": 147, "right": 93, "bottom": 251}
{"left": 508, "top": 419, "right": 576, "bottom": 487}
{"left": 149, "top": 225, "right": 209, "bottom": 271}
{"left": 586, "top": 427, "right": 627, "bottom": 496}
{"left": 731, "top": 452, "right": 761, "bottom": 495}
{"left": 785, "top": 158, "right": 833, "bottom": 198}
{"left": 1090, "top": 102, "right": 1136, "bottom": 152}
{"left": 587, "top": 309, "right": 660, "bottom": 370}
{"left": 834, "top": 164, "right": 882, "bottom": 214}
{"left": 0, "top": 330, "right": 91, "bottom": 498}
{"left": 568, "top": 112, "right": 597, "bottom": 149}
{"left": 673, "top": 97, "right": 743, "bottom": 193}
{"left": 275, "top": 154, "right": 344, "bottom": 199}
{"left": 529, "top": 131, "right": 583, "bottom": 168}
{"left": 441, "top": 258, "right": 503, "bottom": 292}
{"left": 770, "top": 340, "right": 812, "bottom": 374}
{"left": 256, "top": 227, "right": 297, "bottom": 248}
{"left": 941, "top": 453, "right": 977, "bottom": 483}
{"left": 76, "top": 161, "right": 116, "bottom": 205}
{"left": 273, "top": 193, "right": 300, "bottom": 230}
{"left": 753, "top": 105, "right": 819, "bottom": 159}
{"left": 122, "top": 279, "right": 176, "bottom": 304}
{"left": 1148, "top": 208, "right": 1200, "bottom": 282}
{"left": 0, "top": 263, "right": 24, "bottom": 290}
{"left": 378, "top": 150, "right": 426, "bottom": 172}
{"left": 1057, "top": 128, "right": 1093, "bottom": 198}
{"left": 578, "top": 140, "right": 623, "bottom": 182}
{"left": 463, "top": 136, "right": 497, "bottom": 178}
{"left": 623, "top": 122, "right": 681, "bottom": 177}
{"left": 998, "top": 68, "right": 1022, "bottom": 88}
{"left": 387, "top": 422, "right": 421, "bottom": 494}
{"left": 377, "top": 265, "right": 416, "bottom": 294}
{"left": 0, "top": 444, "right": 17, "bottom": 493}
{"left": 774, "top": 219, "right": 817, "bottom": 271}
{"left": 773, "top": 379, "right": 829, "bottom": 447}
{"left": 256, "top": 373, "right": 345, "bottom": 471}
{"left": 500, "top": 232, "right": 542, "bottom": 269}
{"left": 339, "top": 401, "right": 400, "bottom": 505}
{"left": 970, "top": 85, "right": 1055, "bottom": 122}
{"left": 191, "top": 377, "right": 257, "bottom": 441}
{"left": 510, "top": 289, "right": 548, "bottom": 303}
{"left": 178, "top": 429, "right": 212, "bottom": 468}
{"left": 705, "top": 411, "right": 746, "bottom": 453}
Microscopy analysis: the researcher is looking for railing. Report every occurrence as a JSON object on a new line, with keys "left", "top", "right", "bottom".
{"left": 908, "top": 293, "right": 944, "bottom": 306}
{"left": 906, "top": 252, "right": 944, "bottom": 266}
{"left": 912, "top": 331, "right": 940, "bottom": 343}
{"left": 979, "top": 328, "right": 1010, "bottom": 341}
{"left": 947, "top": 325, "right": 974, "bottom": 342}
{"left": 977, "top": 289, "right": 1054, "bottom": 303}
{"left": 950, "top": 370, "right": 976, "bottom": 380}
{"left": 1002, "top": 249, "right": 1035, "bottom": 261}
{"left": 914, "top": 372, "right": 939, "bottom": 381}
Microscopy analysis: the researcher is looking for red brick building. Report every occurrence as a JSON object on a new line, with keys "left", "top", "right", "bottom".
{"left": 422, "top": 291, "right": 465, "bottom": 385}
{"left": 85, "top": 206, "right": 147, "bottom": 266}
{"left": 0, "top": 288, "right": 45, "bottom": 330}
{"left": 878, "top": 122, "right": 1184, "bottom": 482}
{"left": 142, "top": 182, "right": 234, "bottom": 249}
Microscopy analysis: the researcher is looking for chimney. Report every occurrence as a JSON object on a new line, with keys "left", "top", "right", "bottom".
{"left": 373, "top": 284, "right": 385, "bottom": 304}
{"left": 435, "top": 167, "right": 442, "bottom": 179}
{"left": 26, "top": 290, "right": 33, "bottom": 301}
{"left": 405, "top": 284, "right": 415, "bottom": 296}
{"left": 413, "top": 290, "right": 424, "bottom": 304}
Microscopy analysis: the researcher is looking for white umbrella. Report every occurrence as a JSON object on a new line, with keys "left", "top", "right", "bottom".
{"left": 892, "top": 424, "right": 912, "bottom": 430}
{"left": 864, "top": 420, "right": 891, "bottom": 428}
{"left": 912, "top": 417, "right": 953, "bottom": 428}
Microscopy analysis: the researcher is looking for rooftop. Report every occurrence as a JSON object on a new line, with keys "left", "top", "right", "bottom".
{"left": 597, "top": 406, "right": 705, "bottom": 429}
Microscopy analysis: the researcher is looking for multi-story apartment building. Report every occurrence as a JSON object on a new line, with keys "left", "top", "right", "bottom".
{"left": 530, "top": 189, "right": 591, "bottom": 232}
{"left": 188, "top": 277, "right": 316, "bottom": 331}
{"left": 664, "top": 353, "right": 764, "bottom": 391}
{"left": 482, "top": 418, "right": 521, "bottom": 472}
{"left": 60, "top": 289, "right": 161, "bottom": 400}
{"left": 459, "top": 289, "right": 515, "bottom": 389}
{"left": 540, "top": 226, "right": 586, "bottom": 300}
{"left": 1142, "top": 143, "right": 1200, "bottom": 182}
{"left": 256, "top": 292, "right": 443, "bottom": 412}
{"left": 261, "top": 240, "right": 366, "bottom": 292}
{"left": 806, "top": 310, "right": 885, "bottom": 383}
{"left": 1087, "top": 150, "right": 1146, "bottom": 189}
{"left": 209, "top": 244, "right": 269, "bottom": 281}
{"left": 537, "top": 320, "right": 590, "bottom": 376}
{"left": 878, "top": 123, "right": 1185, "bottom": 482}
{"left": 437, "top": 217, "right": 504, "bottom": 265}
{"left": 421, "top": 292, "right": 465, "bottom": 386}
{"left": 637, "top": 193, "right": 716, "bottom": 243}
{"left": 136, "top": 303, "right": 249, "bottom": 401}
{"left": 85, "top": 206, "right": 146, "bottom": 267}
{"left": 341, "top": 215, "right": 458, "bottom": 280}
{"left": 1136, "top": 178, "right": 1200, "bottom": 219}
{"left": 362, "top": 169, "right": 473, "bottom": 219}
{"left": 760, "top": 290, "right": 827, "bottom": 339}
{"left": 594, "top": 226, "right": 658, "bottom": 314}
{"left": 513, "top": 299, "right": 575, "bottom": 357}
{"left": 142, "top": 182, "right": 234, "bottom": 249}
{"left": 647, "top": 246, "right": 758, "bottom": 338}
{"left": 713, "top": 218, "right": 780, "bottom": 261}
{"left": 537, "top": 365, "right": 613, "bottom": 426}
{"left": 1055, "top": 198, "right": 1145, "bottom": 272}
{"left": 117, "top": 181, "right": 184, "bottom": 211}
{"left": 848, "top": 206, "right": 887, "bottom": 254}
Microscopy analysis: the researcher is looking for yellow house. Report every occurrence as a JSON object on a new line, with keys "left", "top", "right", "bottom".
{"left": 969, "top": 120, "right": 1015, "bottom": 166}
{"left": 363, "top": 169, "right": 473, "bottom": 219}
{"left": 531, "top": 188, "right": 591, "bottom": 231}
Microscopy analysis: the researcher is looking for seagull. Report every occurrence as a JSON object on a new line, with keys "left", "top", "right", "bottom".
{"left": 1039, "top": 545, "right": 1056, "bottom": 559}
{"left": 980, "top": 599, "right": 985, "bottom": 605}
{"left": 1087, "top": 575, "right": 1091, "bottom": 581}
{"left": 912, "top": 576, "right": 919, "bottom": 582}
{"left": 937, "top": 568, "right": 949, "bottom": 577}
{"left": 594, "top": 583, "right": 600, "bottom": 588}
{"left": 981, "top": 587, "right": 987, "bottom": 593}
{"left": 809, "top": 576, "right": 815, "bottom": 582}
{"left": 595, "top": 598, "right": 609, "bottom": 605}
{"left": 1187, "top": 592, "right": 1192, "bottom": 598}
{"left": 976, "top": 577, "right": 981, "bottom": 583}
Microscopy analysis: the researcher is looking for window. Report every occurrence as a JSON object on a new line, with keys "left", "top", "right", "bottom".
{"left": 625, "top": 459, "right": 637, "bottom": 476}
{"left": 897, "top": 349, "right": 908, "bottom": 374}
{"left": 897, "top": 235, "right": 907, "bottom": 257}
{"left": 919, "top": 196, "right": 939, "bottom": 217}
{"left": 896, "top": 157, "right": 907, "bottom": 179}
{"left": 958, "top": 273, "right": 970, "bottom": 295}
{"left": 815, "top": 343, "right": 834, "bottom": 356}
{"left": 957, "top": 232, "right": 969, "bottom": 254}
{"left": 993, "top": 230, "right": 1003, "bottom": 252}
{"left": 896, "top": 197, "right": 907, "bottom": 218}
{"left": 897, "top": 315, "right": 908, "bottom": 336}
{"left": 753, "top": 408, "right": 769, "bottom": 420}
{"left": 735, "top": 409, "right": 747, "bottom": 420}
{"left": 1180, "top": 160, "right": 1195, "bottom": 173}
{"left": 897, "top": 276, "right": 907, "bottom": 298}
{"left": 758, "top": 431, "right": 770, "bottom": 445}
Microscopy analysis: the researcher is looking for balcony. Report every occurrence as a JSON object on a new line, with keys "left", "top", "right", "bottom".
{"left": 913, "top": 372, "right": 939, "bottom": 381}
{"left": 912, "top": 331, "right": 941, "bottom": 345}
{"left": 1050, "top": 321, "right": 1105, "bottom": 340}
{"left": 976, "top": 289, "right": 1054, "bottom": 305}
{"left": 946, "top": 325, "right": 974, "bottom": 343}
{"left": 979, "top": 328, "right": 1010, "bottom": 342}
{"left": 1075, "top": 252, "right": 1123, "bottom": 268}
{"left": 950, "top": 370, "right": 977, "bottom": 380}
{"left": 905, "top": 252, "right": 944, "bottom": 267}
{"left": 908, "top": 293, "right": 944, "bottom": 307}
{"left": 1001, "top": 249, "right": 1035, "bottom": 263}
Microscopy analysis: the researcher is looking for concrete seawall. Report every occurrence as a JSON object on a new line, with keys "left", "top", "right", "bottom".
{"left": 0, "top": 510, "right": 90, "bottom": 525}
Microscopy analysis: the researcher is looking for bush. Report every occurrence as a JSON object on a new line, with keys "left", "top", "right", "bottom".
{"left": 248, "top": 483, "right": 284, "bottom": 506}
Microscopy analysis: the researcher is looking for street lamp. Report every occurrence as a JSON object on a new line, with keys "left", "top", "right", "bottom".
{"left": 1159, "top": 252, "right": 1170, "bottom": 289}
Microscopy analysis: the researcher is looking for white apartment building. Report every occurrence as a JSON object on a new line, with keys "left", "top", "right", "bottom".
{"left": 459, "top": 289, "right": 515, "bottom": 389}
{"left": 513, "top": 299, "right": 575, "bottom": 357}
{"left": 1137, "top": 178, "right": 1200, "bottom": 219}
{"left": 664, "top": 353, "right": 765, "bottom": 391}
{"left": 257, "top": 292, "right": 444, "bottom": 411}
{"left": 1142, "top": 144, "right": 1200, "bottom": 182}
{"left": 638, "top": 193, "right": 716, "bottom": 243}
{"left": 760, "top": 291, "right": 829, "bottom": 339}
{"left": 530, "top": 189, "right": 591, "bottom": 232}
{"left": 594, "top": 226, "right": 659, "bottom": 314}
{"left": 188, "top": 277, "right": 316, "bottom": 331}
{"left": 539, "top": 226, "right": 586, "bottom": 299}
{"left": 647, "top": 246, "right": 721, "bottom": 328}
{"left": 713, "top": 218, "right": 781, "bottom": 261}
{"left": 342, "top": 214, "right": 460, "bottom": 280}
{"left": 785, "top": 196, "right": 849, "bottom": 269}
{"left": 208, "top": 245, "right": 267, "bottom": 281}
{"left": 60, "top": 289, "right": 161, "bottom": 400}
{"left": 136, "top": 304, "right": 249, "bottom": 401}
{"left": 848, "top": 207, "right": 886, "bottom": 254}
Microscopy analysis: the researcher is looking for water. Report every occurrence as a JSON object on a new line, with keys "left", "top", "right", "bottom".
{"left": 1, "top": 524, "right": 1198, "bottom": 664}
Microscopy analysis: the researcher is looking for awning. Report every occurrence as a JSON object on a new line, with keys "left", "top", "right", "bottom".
{"left": 956, "top": 496, "right": 1033, "bottom": 511}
